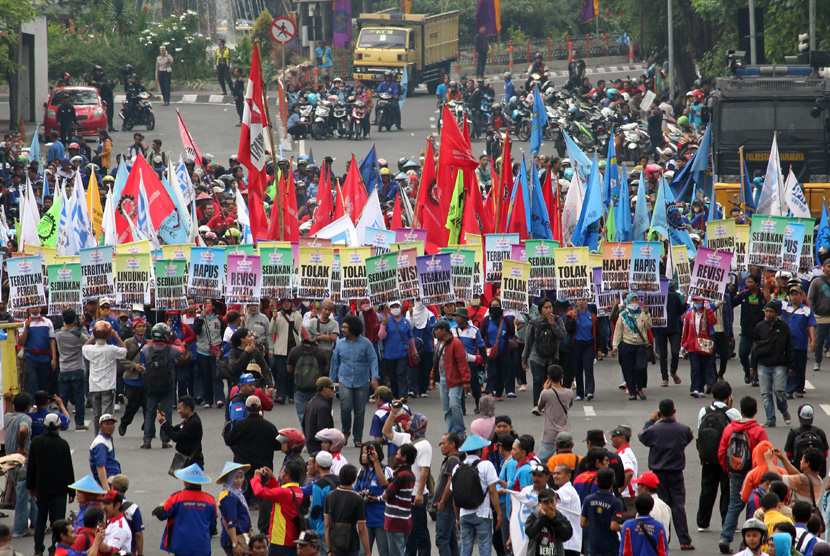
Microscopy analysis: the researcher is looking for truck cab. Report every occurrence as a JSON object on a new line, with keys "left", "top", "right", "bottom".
{"left": 354, "top": 27, "right": 414, "bottom": 84}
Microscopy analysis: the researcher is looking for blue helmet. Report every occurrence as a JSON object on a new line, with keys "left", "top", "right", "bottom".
{"left": 606, "top": 87, "right": 619, "bottom": 99}
{"left": 563, "top": 168, "right": 574, "bottom": 181}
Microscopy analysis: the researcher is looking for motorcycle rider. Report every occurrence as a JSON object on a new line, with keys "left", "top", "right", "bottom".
{"left": 352, "top": 83, "right": 372, "bottom": 138}
{"left": 525, "top": 53, "right": 549, "bottom": 92}
{"left": 376, "top": 71, "right": 404, "bottom": 131}
{"left": 328, "top": 78, "right": 353, "bottom": 102}
{"left": 503, "top": 72, "right": 515, "bottom": 104}
{"left": 378, "top": 167, "right": 399, "bottom": 203}
{"left": 124, "top": 74, "right": 148, "bottom": 126}
{"left": 445, "top": 82, "right": 463, "bottom": 103}
{"left": 485, "top": 105, "right": 512, "bottom": 158}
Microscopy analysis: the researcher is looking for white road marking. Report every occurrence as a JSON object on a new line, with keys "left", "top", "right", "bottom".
{"left": 181, "top": 94, "right": 198, "bottom": 103}
{"left": 584, "top": 406, "right": 596, "bottom": 417}
{"left": 821, "top": 404, "right": 830, "bottom": 415}
{"left": 806, "top": 380, "right": 816, "bottom": 390}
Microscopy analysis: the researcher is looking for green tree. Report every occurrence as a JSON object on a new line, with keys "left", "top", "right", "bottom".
{"left": 3, "top": 0, "right": 39, "bottom": 130}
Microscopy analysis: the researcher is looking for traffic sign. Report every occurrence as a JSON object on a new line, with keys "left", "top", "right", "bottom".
{"left": 270, "top": 17, "right": 297, "bottom": 44}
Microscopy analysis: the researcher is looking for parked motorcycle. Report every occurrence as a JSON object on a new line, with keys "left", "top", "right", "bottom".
{"left": 312, "top": 98, "right": 332, "bottom": 140}
{"left": 375, "top": 92, "right": 395, "bottom": 132}
{"left": 120, "top": 91, "right": 154, "bottom": 131}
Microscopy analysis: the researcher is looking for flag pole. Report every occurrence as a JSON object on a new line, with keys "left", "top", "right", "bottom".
{"left": 257, "top": 39, "right": 284, "bottom": 241}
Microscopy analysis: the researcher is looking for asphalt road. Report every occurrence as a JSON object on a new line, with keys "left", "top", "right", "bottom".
{"left": 5, "top": 352, "right": 826, "bottom": 555}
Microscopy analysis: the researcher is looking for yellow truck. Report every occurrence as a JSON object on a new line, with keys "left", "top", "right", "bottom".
{"left": 353, "top": 11, "right": 459, "bottom": 93}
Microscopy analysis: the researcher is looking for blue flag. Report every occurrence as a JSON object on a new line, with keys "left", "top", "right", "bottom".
{"left": 632, "top": 170, "right": 649, "bottom": 240}
{"left": 529, "top": 159, "right": 553, "bottom": 239}
{"left": 739, "top": 148, "right": 756, "bottom": 217}
{"left": 112, "top": 158, "right": 130, "bottom": 203}
{"left": 691, "top": 124, "right": 713, "bottom": 198}
{"left": 817, "top": 202, "right": 830, "bottom": 261}
{"left": 27, "top": 127, "right": 40, "bottom": 168}
{"left": 603, "top": 128, "right": 618, "bottom": 210}
{"left": 572, "top": 154, "right": 602, "bottom": 250}
{"left": 159, "top": 175, "right": 191, "bottom": 244}
{"left": 562, "top": 129, "right": 592, "bottom": 183}
{"left": 530, "top": 84, "right": 547, "bottom": 159}
{"left": 359, "top": 145, "right": 380, "bottom": 194}
{"left": 651, "top": 176, "right": 697, "bottom": 258}
{"left": 307, "top": 148, "right": 315, "bottom": 166}
{"left": 615, "top": 164, "right": 631, "bottom": 241}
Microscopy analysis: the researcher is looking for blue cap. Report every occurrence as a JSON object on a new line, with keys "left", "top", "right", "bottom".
{"left": 459, "top": 434, "right": 490, "bottom": 453}
{"left": 60, "top": 157, "right": 71, "bottom": 164}
{"left": 69, "top": 475, "right": 107, "bottom": 495}
{"left": 215, "top": 461, "right": 251, "bottom": 484}
{"left": 174, "top": 463, "right": 211, "bottom": 485}
{"left": 239, "top": 373, "right": 256, "bottom": 386}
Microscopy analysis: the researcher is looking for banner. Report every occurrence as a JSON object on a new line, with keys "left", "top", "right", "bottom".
{"left": 705, "top": 219, "right": 736, "bottom": 253}
{"left": 297, "top": 247, "right": 334, "bottom": 300}
{"left": 642, "top": 277, "right": 669, "bottom": 328}
{"left": 485, "top": 233, "right": 520, "bottom": 283}
{"left": 417, "top": 253, "right": 455, "bottom": 306}
{"left": 161, "top": 243, "right": 192, "bottom": 261}
{"left": 447, "top": 249, "right": 476, "bottom": 302}
{"left": 366, "top": 226, "right": 396, "bottom": 254}
{"left": 188, "top": 247, "right": 226, "bottom": 301}
{"left": 463, "top": 233, "right": 485, "bottom": 296}
{"left": 734, "top": 225, "right": 750, "bottom": 275}
{"left": 797, "top": 217, "right": 816, "bottom": 271}
{"left": 260, "top": 246, "right": 294, "bottom": 300}
{"left": 629, "top": 241, "right": 661, "bottom": 293}
{"left": 8, "top": 256, "right": 46, "bottom": 312}
{"left": 748, "top": 216, "right": 789, "bottom": 269}
{"left": 366, "top": 252, "right": 399, "bottom": 306}
{"left": 395, "top": 228, "right": 428, "bottom": 244}
{"left": 390, "top": 241, "right": 425, "bottom": 256}
{"left": 688, "top": 247, "right": 733, "bottom": 303}
{"left": 154, "top": 259, "right": 189, "bottom": 311}
{"left": 331, "top": 254, "right": 342, "bottom": 304}
{"left": 341, "top": 247, "right": 372, "bottom": 301}
{"left": 510, "top": 244, "right": 527, "bottom": 263}
{"left": 114, "top": 251, "right": 151, "bottom": 306}
{"left": 525, "top": 240, "right": 559, "bottom": 295}
{"left": 226, "top": 253, "right": 262, "bottom": 305}
{"left": 47, "top": 263, "right": 82, "bottom": 316}
{"left": 601, "top": 242, "right": 631, "bottom": 293}
{"left": 782, "top": 220, "right": 806, "bottom": 274}
{"left": 554, "top": 247, "right": 592, "bottom": 300}
{"left": 501, "top": 260, "right": 531, "bottom": 313}
{"left": 80, "top": 246, "right": 115, "bottom": 302}
{"left": 396, "top": 248, "right": 419, "bottom": 301}
{"left": 593, "top": 267, "right": 620, "bottom": 317}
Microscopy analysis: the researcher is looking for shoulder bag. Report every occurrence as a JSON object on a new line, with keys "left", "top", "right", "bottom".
{"left": 694, "top": 312, "right": 714, "bottom": 355}
{"left": 167, "top": 442, "right": 201, "bottom": 477}
{"left": 631, "top": 313, "right": 656, "bottom": 365}
{"left": 487, "top": 318, "right": 506, "bottom": 361}
{"left": 807, "top": 474, "right": 826, "bottom": 534}
{"left": 636, "top": 517, "right": 660, "bottom": 552}
{"left": 392, "top": 317, "right": 420, "bottom": 368}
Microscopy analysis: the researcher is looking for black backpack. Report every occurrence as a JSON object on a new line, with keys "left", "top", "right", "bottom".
{"left": 144, "top": 345, "right": 173, "bottom": 394}
{"left": 293, "top": 349, "right": 322, "bottom": 392}
{"left": 534, "top": 321, "right": 557, "bottom": 358}
{"left": 793, "top": 429, "right": 827, "bottom": 477}
{"left": 697, "top": 406, "right": 731, "bottom": 465}
{"left": 451, "top": 459, "right": 486, "bottom": 509}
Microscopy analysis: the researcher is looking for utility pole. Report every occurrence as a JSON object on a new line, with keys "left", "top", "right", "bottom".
{"left": 809, "top": 0, "right": 816, "bottom": 50}
{"left": 667, "top": 0, "right": 674, "bottom": 96}
{"left": 748, "top": 0, "right": 757, "bottom": 65}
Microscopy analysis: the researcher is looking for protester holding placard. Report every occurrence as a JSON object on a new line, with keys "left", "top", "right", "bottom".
{"left": 480, "top": 298, "right": 516, "bottom": 400}
{"left": 681, "top": 297, "right": 718, "bottom": 399}
{"left": 611, "top": 294, "right": 652, "bottom": 401}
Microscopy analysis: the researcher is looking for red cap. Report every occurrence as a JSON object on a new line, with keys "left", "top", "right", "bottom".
{"left": 102, "top": 489, "right": 123, "bottom": 505}
{"left": 631, "top": 472, "right": 659, "bottom": 489}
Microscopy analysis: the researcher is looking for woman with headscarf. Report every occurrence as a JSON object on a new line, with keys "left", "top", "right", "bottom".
{"left": 480, "top": 297, "right": 517, "bottom": 400}
{"left": 768, "top": 531, "right": 792, "bottom": 555}
{"left": 471, "top": 394, "right": 496, "bottom": 438}
{"left": 216, "top": 462, "right": 252, "bottom": 556}
{"left": 408, "top": 299, "right": 437, "bottom": 398}
{"left": 612, "top": 293, "right": 653, "bottom": 401}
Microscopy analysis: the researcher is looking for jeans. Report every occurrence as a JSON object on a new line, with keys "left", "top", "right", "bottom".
{"left": 387, "top": 532, "right": 410, "bottom": 556}
{"left": 537, "top": 441, "right": 556, "bottom": 466}
{"left": 618, "top": 342, "right": 647, "bottom": 395}
{"left": 719, "top": 472, "right": 747, "bottom": 544}
{"left": 406, "top": 505, "right": 430, "bottom": 556}
{"left": 144, "top": 388, "right": 175, "bottom": 443}
{"left": 197, "top": 353, "right": 223, "bottom": 405}
{"left": 654, "top": 332, "right": 680, "bottom": 380}
{"left": 24, "top": 358, "right": 52, "bottom": 395}
{"left": 90, "top": 390, "right": 115, "bottom": 435}
{"left": 758, "top": 364, "right": 788, "bottom": 423}
{"left": 33, "top": 494, "right": 66, "bottom": 553}
{"left": 121, "top": 383, "right": 146, "bottom": 432}
{"left": 815, "top": 323, "right": 830, "bottom": 366}
{"left": 486, "top": 354, "right": 513, "bottom": 397}
{"left": 530, "top": 361, "right": 549, "bottom": 406}
{"left": 440, "top": 379, "right": 465, "bottom": 436}
{"left": 340, "top": 383, "right": 371, "bottom": 443}
{"left": 385, "top": 357, "right": 409, "bottom": 398}
{"left": 271, "top": 354, "right": 293, "bottom": 400}
{"left": 294, "top": 389, "right": 315, "bottom": 427}
{"left": 12, "top": 467, "right": 36, "bottom": 536}
{"left": 572, "top": 339, "right": 595, "bottom": 397}
{"left": 787, "top": 349, "right": 808, "bottom": 394}
{"left": 688, "top": 352, "right": 715, "bottom": 393}
{"left": 460, "top": 514, "right": 492, "bottom": 556}
{"left": 59, "top": 370, "right": 85, "bottom": 426}
{"left": 739, "top": 334, "right": 754, "bottom": 380}
{"left": 475, "top": 54, "right": 486, "bottom": 77}
{"left": 435, "top": 511, "right": 459, "bottom": 556}
{"left": 360, "top": 526, "right": 389, "bottom": 556}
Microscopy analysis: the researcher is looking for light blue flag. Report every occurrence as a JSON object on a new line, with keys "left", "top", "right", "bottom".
{"left": 112, "top": 158, "right": 130, "bottom": 203}
{"left": 632, "top": 171, "right": 650, "bottom": 240}
{"left": 603, "top": 128, "right": 618, "bottom": 210}
{"left": 816, "top": 202, "right": 830, "bottom": 261}
{"left": 691, "top": 123, "right": 712, "bottom": 198}
{"left": 70, "top": 185, "right": 90, "bottom": 251}
{"left": 530, "top": 84, "right": 547, "bottom": 159}
{"left": 615, "top": 165, "right": 631, "bottom": 241}
{"left": 651, "top": 176, "right": 697, "bottom": 258}
{"left": 571, "top": 154, "right": 602, "bottom": 250}
{"left": 561, "top": 129, "right": 592, "bottom": 183}
{"left": 529, "top": 159, "right": 552, "bottom": 239}
{"left": 27, "top": 126, "right": 40, "bottom": 167}
{"left": 158, "top": 175, "right": 191, "bottom": 244}
{"left": 399, "top": 66, "right": 409, "bottom": 110}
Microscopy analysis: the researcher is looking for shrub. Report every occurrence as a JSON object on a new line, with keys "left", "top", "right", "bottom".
{"left": 137, "top": 11, "right": 213, "bottom": 81}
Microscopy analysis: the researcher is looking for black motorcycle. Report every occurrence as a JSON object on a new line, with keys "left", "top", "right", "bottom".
{"left": 120, "top": 91, "right": 155, "bottom": 131}
{"left": 375, "top": 92, "right": 395, "bottom": 132}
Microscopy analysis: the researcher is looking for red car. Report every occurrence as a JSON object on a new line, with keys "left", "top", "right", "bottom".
{"left": 43, "top": 86, "right": 108, "bottom": 138}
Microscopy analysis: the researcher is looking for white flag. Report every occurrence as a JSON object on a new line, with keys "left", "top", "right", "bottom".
{"left": 56, "top": 181, "right": 76, "bottom": 256}
{"left": 508, "top": 489, "right": 538, "bottom": 556}
{"left": 783, "top": 167, "right": 811, "bottom": 218}
{"left": 561, "top": 172, "right": 585, "bottom": 247}
{"left": 355, "top": 189, "right": 387, "bottom": 246}
{"left": 314, "top": 215, "right": 359, "bottom": 246}
{"left": 70, "top": 173, "right": 94, "bottom": 250}
{"left": 19, "top": 177, "right": 42, "bottom": 251}
{"left": 236, "top": 186, "right": 251, "bottom": 228}
{"left": 101, "top": 185, "right": 118, "bottom": 246}
{"left": 757, "top": 134, "right": 784, "bottom": 216}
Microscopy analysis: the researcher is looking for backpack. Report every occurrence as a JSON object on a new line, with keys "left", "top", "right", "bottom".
{"left": 696, "top": 406, "right": 731, "bottom": 465}
{"left": 144, "top": 346, "right": 173, "bottom": 394}
{"left": 293, "top": 349, "right": 322, "bottom": 391}
{"left": 792, "top": 429, "right": 827, "bottom": 477}
{"left": 228, "top": 392, "right": 247, "bottom": 423}
{"left": 726, "top": 430, "right": 753, "bottom": 474}
{"left": 451, "top": 459, "right": 487, "bottom": 510}
{"left": 534, "top": 321, "right": 557, "bottom": 358}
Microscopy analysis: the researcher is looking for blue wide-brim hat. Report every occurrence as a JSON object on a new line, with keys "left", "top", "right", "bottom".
{"left": 460, "top": 434, "right": 490, "bottom": 453}
{"left": 69, "top": 475, "right": 107, "bottom": 495}
{"left": 215, "top": 461, "right": 251, "bottom": 484}
{"left": 174, "top": 463, "right": 211, "bottom": 485}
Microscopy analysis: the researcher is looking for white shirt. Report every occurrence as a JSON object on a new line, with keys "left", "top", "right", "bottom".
{"left": 331, "top": 452, "right": 349, "bottom": 477}
{"left": 82, "top": 343, "right": 127, "bottom": 392}
{"left": 105, "top": 514, "right": 133, "bottom": 552}
{"left": 450, "top": 455, "right": 498, "bottom": 518}
{"left": 732, "top": 549, "right": 768, "bottom": 556}
{"left": 697, "top": 401, "right": 742, "bottom": 427}
{"left": 390, "top": 431, "right": 433, "bottom": 495}
{"left": 616, "top": 445, "right": 638, "bottom": 498}
{"left": 555, "top": 481, "right": 583, "bottom": 553}
{"left": 651, "top": 493, "right": 672, "bottom": 544}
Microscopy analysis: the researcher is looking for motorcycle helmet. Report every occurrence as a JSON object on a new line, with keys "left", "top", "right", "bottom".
{"left": 493, "top": 104, "right": 502, "bottom": 112}
{"left": 621, "top": 92, "right": 630, "bottom": 101}
{"left": 787, "top": 278, "right": 803, "bottom": 293}
{"left": 122, "top": 64, "right": 134, "bottom": 75}
{"left": 94, "top": 65, "right": 102, "bottom": 72}
{"left": 512, "top": 109, "right": 521, "bottom": 120}
{"left": 818, "top": 246, "right": 830, "bottom": 264}
{"left": 645, "top": 164, "right": 662, "bottom": 180}
{"left": 380, "top": 167, "right": 392, "bottom": 176}
{"left": 503, "top": 72, "right": 512, "bottom": 80}
{"left": 677, "top": 115, "right": 689, "bottom": 126}
{"left": 563, "top": 168, "right": 574, "bottom": 181}
{"left": 741, "top": 518, "right": 767, "bottom": 544}
{"left": 332, "top": 77, "right": 343, "bottom": 84}
{"left": 601, "top": 107, "right": 613, "bottom": 118}
{"left": 598, "top": 160, "right": 607, "bottom": 169}
{"left": 775, "top": 270, "right": 793, "bottom": 281}
{"left": 276, "top": 428, "right": 306, "bottom": 453}
{"left": 398, "top": 157, "right": 408, "bottom": 169}
{"left": 384, "top": 70, "right": 394, "bottom": 78}
{"left": 534, "top": 52, "right": 543, "bottom": 60}
{"left": 61, "top": 72, "right": 71, "bottom": 81}
{"left": 306, "top": 92, "right": 318, "bottom": 104}
{"left": 92, "top": 321, "right": 112, "bottom": 341}
{"left": 151, "top": 322, "right": 171, "bottom": 343}
{"left": 449, "top": 81, "right": 457, "bottom": 89}
{"left": 378, "top": 158, "right": 388, "bottom": 167}
{"left": 606, "top": 87, "right": 619, "bottom": 99}
{"left": 568, "top": 105, "right": 579, "bottom": 116}
{"left": 68, "top": 142, "right": 80, "bottom": 150}
{"left": 315, "top": 428, "right": 346, "bottom": 452}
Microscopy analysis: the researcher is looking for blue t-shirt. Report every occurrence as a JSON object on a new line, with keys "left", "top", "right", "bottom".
{"left": 498, "top": 458, "right": 517, "bottom": 504}
{"left": 484, "top": 316, "right": 514, "bottom": 352}
{"left": 782, "top": 301, "right": 817, "bottom": 351}
{"left": 574, "top": 309, "right": 594, "bottom": 342}
{"left": 28, "top": 407, "right": 70, "bottom": 437}
{"left": 218, "top": 491, "right": 251, "bottom": 548}
{"left": 581, "top": 490, "right": 623, "bottom": 555}
{"left": 383, "top": 317, "right": 413, "bottom": 360}
{"left": 89, "top": 433, "right": 121, "bottom": 481}
{"left": 355, "top": 466, "right": 393, "bottom": 528}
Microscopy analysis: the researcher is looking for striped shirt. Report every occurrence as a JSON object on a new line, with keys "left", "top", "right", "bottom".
{"left": 384, "top": 465, "right": 415, "bottom": 533}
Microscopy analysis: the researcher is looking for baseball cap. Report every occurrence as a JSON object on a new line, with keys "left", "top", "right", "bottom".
{"left": 44, "top": 413, "right": 62, "bottom": 431}
{"left": 295, "top": 530, "right": 321, "bottom": 546}
{"left": 555, "top": 431, "right": 574, "bottom": 446}
{"left": 530, "top": 462, "right": 549, "bottom": 475}
{"left": 631, "top": 471, "right": 660, "bottom": 489}
{"left": 585, "top": 429, "right": 606, "bottom": 446}
{"left": 110, "top": 474, "right": 130, "bottom": 492}
{"left": 245, "top": 395, "right": 262, "bottom": 409}
{"left": 608, "top": 426, "right": 632, "bottom": 439}
{"left": 537, "top": 488, "right": 558, "bottom": 502}
{"left": 239, "top": 373, "right": 256, "bottom": 386}
{"left": 314, "top": 451, "right": 333, "bottom": 469}
{"left": 799, "top": 404, "right": 815, "bottom": 425}
{"left": 99, "top": 413, "right": 117, "bottom": 425}
{"left": 316, "top": 377, "right": 335, "bottom": 389}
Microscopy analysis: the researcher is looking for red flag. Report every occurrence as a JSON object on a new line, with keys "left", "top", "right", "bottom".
{"left": 461, "top": 171, "right": 492, "bottom": 240}
{"left": 237, "top": 42, "right": 269, "bottom": 240}
{"left": 506, "top": 174, "right": 528, "bottom": 238}
{"left": 414, "top": 140, "right": 436, "bottom": 226}
{"left": 483, "top": 185, "right": 496, "bottom": 232}
{"left": 390, "top": 191, "right": 403, "bottom": 230}
{"left": 334, "top": 179, "right": 346, "bottom": 220}
{"left": 342, "top": 155, "right": 368, "bottom": 224}
{"left": 544, "top": 165, "right": 563, "bottom": 242}
{"left": 310, "top": 166, "right": 334, "bottom": 234}
{"left": 439, "top": 104, "right": 478, "bottom": 170}
{"left": 269, "top": 163, "right": 299, "bottom": 241}
{"left": 115, "top": 155, "right": 176, "bottom": 244}
{"left": 177, "top": 111, "right": 204, "bottom": 169}
{"left": 497, "top": 150, "right": 514, "bottom": 233}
